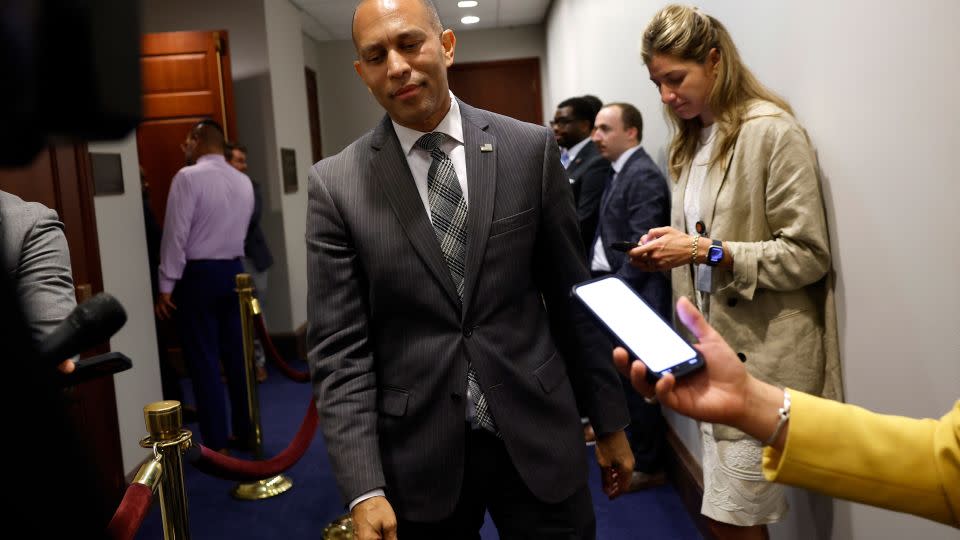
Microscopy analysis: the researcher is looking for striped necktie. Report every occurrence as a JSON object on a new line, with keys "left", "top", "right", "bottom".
{"left": 416, "top": 132, "right": 497, "bottom": 434}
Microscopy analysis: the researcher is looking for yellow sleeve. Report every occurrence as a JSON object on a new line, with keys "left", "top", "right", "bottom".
{"left": 763, "top": 390, "right": 959, "bottom": 528}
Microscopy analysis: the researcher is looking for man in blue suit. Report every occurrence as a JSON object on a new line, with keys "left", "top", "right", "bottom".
{"left": 589, "top": 102, "right": 671, "bottom": 490}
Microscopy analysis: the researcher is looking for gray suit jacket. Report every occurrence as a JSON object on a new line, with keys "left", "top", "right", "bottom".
{"left": 306, "top": 101, "right": 629, "bottom": 520}
{"left": 0, "top": 191, "right": 76, "bottom": 344}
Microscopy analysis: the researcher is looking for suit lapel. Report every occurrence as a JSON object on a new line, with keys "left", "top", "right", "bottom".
{"left": 371, "top": 115, "right": 461, "bottom": 307}
{"left": 458, "top": 101, "right": 496, "bottom": 317}
{"left": 566, "top": 140, "right": 596, "bottom": 180}
{"left": 601, "top": 147, "right": 646, "bottom": 215}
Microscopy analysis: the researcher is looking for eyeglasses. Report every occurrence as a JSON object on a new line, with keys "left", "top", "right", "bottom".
{"left": 549, "top": 117, "right": 575, "bottom": 127}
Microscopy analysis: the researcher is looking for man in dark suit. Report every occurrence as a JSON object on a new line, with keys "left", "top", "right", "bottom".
{"left": 226, "top": 142, "right": 273, "bottom": 382}
{"left": 552, "top": 96, "right": 610, "bottom": 251}
{"left": 306, "top": 1, "right": 633, "bottom": 538}
{"left": 589, "top": 102, "right": 672, "bottom": 491}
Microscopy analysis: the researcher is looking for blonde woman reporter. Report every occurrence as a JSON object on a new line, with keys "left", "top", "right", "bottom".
{"left": 630, "top": 5, "right": 843, "bottom": 537}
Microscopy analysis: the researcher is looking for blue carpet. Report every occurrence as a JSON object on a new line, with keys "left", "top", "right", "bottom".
{"left": 137, "top": 362, "right": 701, "bottom": 539}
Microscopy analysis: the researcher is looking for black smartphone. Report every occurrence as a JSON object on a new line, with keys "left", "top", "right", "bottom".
{"left": 609, "top": 241, "right": 639, "bottom": 252}
{"left": 572, "top": 275, "right": 704, "bottom": 380}
{"left": 61, "top": 352, "right": 132, "bottom": 386}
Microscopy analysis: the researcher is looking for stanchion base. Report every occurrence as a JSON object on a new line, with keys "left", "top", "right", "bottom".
{"left": 322, "top": 514, "right": 354, "bottom": 540}
{"left": 231, "top": 474, "right": 293, "bottom": 500}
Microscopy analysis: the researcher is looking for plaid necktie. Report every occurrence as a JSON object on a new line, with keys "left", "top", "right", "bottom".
{"left": 415, "top": 132, "right": 497, "bottom": 435}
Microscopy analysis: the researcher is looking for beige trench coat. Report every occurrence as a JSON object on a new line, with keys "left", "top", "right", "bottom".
{"left": 670, "top": 100, "right": 844, "bottom": 441}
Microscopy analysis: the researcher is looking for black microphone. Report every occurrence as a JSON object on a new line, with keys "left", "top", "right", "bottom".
{"left": 38, "top": 292, "right": 128, "bottom": 364}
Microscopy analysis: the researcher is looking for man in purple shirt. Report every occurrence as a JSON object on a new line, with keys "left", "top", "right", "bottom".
{"left": 155, "top": 119, "right": 254, "bottom": 453}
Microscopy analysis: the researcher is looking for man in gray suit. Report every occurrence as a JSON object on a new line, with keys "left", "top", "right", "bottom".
{"left": 1, "top": 190, "right": 77, "bottom": 374}
{"left": 306, "top": 1, "right": 633, "bottom": 538}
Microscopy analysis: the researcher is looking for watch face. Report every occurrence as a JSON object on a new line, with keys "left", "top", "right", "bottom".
{"left": 708, "top": 245, "right": 723, "bottom": 264}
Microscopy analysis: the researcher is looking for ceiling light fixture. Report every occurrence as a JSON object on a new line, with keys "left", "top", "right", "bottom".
{"left": 461, "top": 15, "right": 480, "bottom": 24}
{"left": 458, "top": 1, "right": 479, "bottom": 7}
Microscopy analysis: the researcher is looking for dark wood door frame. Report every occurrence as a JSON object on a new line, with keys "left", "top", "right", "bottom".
{"left": 447, "top": 57, "right": 543, "bottom": 126}
{"left": 305, "top": 66, "right": 323, "bottom": 163}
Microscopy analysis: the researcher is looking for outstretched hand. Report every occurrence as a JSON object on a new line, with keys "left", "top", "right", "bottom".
{"left": 613, "top": 297, "right": 751, "bottom": 426}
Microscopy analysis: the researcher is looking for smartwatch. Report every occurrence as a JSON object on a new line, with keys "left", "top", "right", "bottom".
{"left": 706, "top": 239, "right": 724, "bottom": 266}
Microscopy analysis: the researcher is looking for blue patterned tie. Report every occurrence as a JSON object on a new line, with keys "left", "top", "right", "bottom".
{"left": 416, "top": 132, "right": 498, "bottom": 435}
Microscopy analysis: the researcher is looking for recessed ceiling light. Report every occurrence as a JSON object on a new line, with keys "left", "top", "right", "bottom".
{"left": 461, "top": 15, "right": 480, "bottom": 24}
{"left": 458, "top": 1, "right": 479, "bottom": 7}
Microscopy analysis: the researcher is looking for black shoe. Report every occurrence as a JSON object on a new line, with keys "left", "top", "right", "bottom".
{"left": 227, "top": 435, "right": 254, "bottom": 452}
{"left": 626, "top": 470, "right": 667, "bottom": 492}
{"left": 181, "top": 405, "right": 198, "bottom": 424}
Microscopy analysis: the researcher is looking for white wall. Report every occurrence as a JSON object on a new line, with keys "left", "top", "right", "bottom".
{"left": 306, "top": 24, "right": 548, "bottom": 157}
{"left": 306, "top": 38, "right": 383, "bottom": 156}
{"left": 89, "top": 135, "right": 162, "bottom": 475}
{"left": 263, "top": 0, "right": 312, "bottom": 331}
{"left": 547, "top": 1, "right": 959, "bottom": 539}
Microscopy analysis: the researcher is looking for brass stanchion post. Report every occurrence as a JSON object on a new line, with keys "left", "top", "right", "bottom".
{"left": 232, "top": 273, "right": 293, "bottom": 500}
{"left": 140, "top": 400, "right": 193, "bottom": 540}
{"left": 322, "top": 514, "right": 355, "bottom": 540}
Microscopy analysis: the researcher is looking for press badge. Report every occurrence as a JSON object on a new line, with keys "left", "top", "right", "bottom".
{"left": 696, "top": 264, "right": 713, "bottom": 293}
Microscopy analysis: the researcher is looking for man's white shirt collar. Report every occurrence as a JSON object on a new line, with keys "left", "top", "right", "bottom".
{"left": 565, "top": 137, "right": 591, "bottom": 164}
{"left": 611, "top": 144, "right": 642, "bottom": 174}
{"left": 393, "top": 91, "right": 464, "bottom": 154}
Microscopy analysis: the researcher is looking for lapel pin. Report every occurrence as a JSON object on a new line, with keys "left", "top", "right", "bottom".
{"left": 480, "top": 143, "right": 493, "bottom": 153}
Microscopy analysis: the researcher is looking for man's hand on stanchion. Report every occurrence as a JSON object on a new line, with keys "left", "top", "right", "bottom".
{"left": 351, "top": 496, "right": 397, "bottom": 540}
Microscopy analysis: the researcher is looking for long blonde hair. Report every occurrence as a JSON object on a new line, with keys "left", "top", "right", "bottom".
{"left": 641, "top": 5, "right": 792, "bottom": 179}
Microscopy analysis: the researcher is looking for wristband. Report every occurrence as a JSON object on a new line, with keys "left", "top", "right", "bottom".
{"left": 763, "top": 389, "right": 791, "bottom": 446}
{"left": 691, "top": 234, "right": 700, "bottom": 265}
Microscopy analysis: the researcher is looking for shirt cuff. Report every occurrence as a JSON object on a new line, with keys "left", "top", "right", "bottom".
{"left": 349, "top": 489, "right": 385, "bottom": 511}
{"left": 158, "top": 276, "right": 176, "bottom": 295}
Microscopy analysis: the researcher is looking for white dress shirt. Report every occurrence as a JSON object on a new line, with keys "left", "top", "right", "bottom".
{"left": 391, "top": 92, "right": 468, "bottom": 211}
{"left": 564, "top": 136, "right": 591, "bottom": 169}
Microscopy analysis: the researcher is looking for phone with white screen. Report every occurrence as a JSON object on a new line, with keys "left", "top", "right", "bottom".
{"left": 572, "top": 275, "right": 704, "bottom": 380}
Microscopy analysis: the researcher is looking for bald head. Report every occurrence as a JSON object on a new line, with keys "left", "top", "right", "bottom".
{"left": 352, "top": 0, "right": 443, "bottom": 48}
{"left": 182, "top": 119, "right": 225, "bottom": 164}
{"left": 192, "top": 120, "right": 225, "bottom": 151}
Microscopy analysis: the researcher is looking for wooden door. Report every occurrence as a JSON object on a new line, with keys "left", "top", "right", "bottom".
{"left": 138, "top": 30, "right": 239, "bottom": 377}
{"left": 305, "top": 66, "right": 323, "bottom": 163}
{"left": 0, "top": 143, "right": 124, "bottom": 529}
{"left": 138, "top": 30, "right": 237, "bottom": 223}
{"left": 448, "top": 58, "right": 543, "bottom": 125}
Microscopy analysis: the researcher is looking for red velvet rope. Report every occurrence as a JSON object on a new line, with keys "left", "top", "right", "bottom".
{"left": 254, "top": 313, "right": 310, "bottom": 383}
{"left": 106, "top": 482, "right": 153, "bottom": 540}
{"left": 187, "top": 398, "right": 318, "bottom": 481}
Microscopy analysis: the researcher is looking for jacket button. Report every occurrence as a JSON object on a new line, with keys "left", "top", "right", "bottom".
{"left": 463, "top": 328, "right": 473, "bottom": 338}
{"left": 736, "top": 352, "right": 747, "bottom": 362}
{"left": 727, "top": 298, "right": 738, "bottom": 307}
